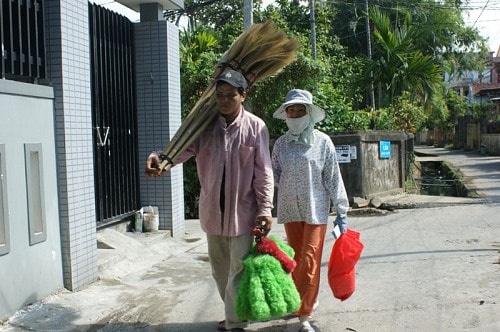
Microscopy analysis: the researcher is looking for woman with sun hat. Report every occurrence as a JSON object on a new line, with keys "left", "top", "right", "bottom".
{"left": 271, "top": 89, "right": 349, "bottom": 332}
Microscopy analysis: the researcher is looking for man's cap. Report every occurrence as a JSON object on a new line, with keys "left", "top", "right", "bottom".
{"left": 216, "top": 70, "right": 248, "bottom": 90}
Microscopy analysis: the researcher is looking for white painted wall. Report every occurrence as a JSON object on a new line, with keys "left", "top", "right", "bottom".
{"left": 0, "top": 80, "right": 63, "bottom": 320}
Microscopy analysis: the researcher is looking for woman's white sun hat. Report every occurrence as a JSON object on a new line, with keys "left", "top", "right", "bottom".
{"left": 273, "top": 89, "right": 325, "bottom": 123}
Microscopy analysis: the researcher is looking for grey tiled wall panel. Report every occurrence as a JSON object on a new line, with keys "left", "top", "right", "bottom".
{"left": 45, "top": 0, "right": 98, "bottom": 291}
{"left": 136, "top": 21, "right": 185, "bottom": 237}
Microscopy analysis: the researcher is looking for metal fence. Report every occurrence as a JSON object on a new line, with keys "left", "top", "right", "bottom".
{"left": 89, "top": 3, "right": 139, "bottom": 227}
{"left": 1, "top": 0, "right": 46, "bottom": 83}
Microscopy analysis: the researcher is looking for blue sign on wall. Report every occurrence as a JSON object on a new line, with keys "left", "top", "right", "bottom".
{"left": 380, "top": 140, "right": 391, "bottom": 159}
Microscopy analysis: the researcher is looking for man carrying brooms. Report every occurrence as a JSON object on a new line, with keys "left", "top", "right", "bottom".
{"left": 146, "top": 21, "right": 299, "bottom": 331}
{"left": 145, "top": 69, "right": 274, "bottom": 332}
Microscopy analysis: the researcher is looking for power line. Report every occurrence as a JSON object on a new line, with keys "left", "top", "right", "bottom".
{"left": 472, "top": 0, "right": 490, "bottom": 28}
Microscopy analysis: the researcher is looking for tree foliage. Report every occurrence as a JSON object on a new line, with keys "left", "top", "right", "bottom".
{"left": 329, "top": 0, "right": 488, "bottom": 111}
{"left": 329, "top": 0, "right": 487, "bottom": 59}
{"left": 357, "top": 7, "right": 443, "bottom": 111}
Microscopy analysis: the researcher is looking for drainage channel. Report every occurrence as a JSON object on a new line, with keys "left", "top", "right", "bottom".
{"left": 413, "top": 160, "right": 469, "bottom": 197}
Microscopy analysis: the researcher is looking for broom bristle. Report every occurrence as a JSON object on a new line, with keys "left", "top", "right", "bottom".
{"left": 219, "top": 20, "right": 299, "bottom": 86}
{"left": 159, "top": 20, "right": 298, "bottom": 170}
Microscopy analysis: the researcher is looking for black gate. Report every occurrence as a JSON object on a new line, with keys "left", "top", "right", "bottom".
{"left": 89, "top": 3, "right": 139, "bottom": 227}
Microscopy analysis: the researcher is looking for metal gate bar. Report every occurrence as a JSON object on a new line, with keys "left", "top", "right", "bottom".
{"left": 1, "top": 0, "right": 46, "bottom": 82}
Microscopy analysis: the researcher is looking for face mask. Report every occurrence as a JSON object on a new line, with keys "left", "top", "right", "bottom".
{"left": 286, "top": 115, "right": 311, "bottom": 135}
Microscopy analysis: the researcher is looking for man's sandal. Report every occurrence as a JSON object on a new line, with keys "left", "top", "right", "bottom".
{"left": 217, "top": 320, "right": 245, "bottom": 331}
{"left": 217, "top": 320, "right": 228, "bottom": 331}
{"left": 299, "top": 326, "right": 316, "bottom": 332}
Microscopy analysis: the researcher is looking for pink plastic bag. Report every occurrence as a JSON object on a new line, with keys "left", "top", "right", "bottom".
{"left": 327, "top": 229, "right": 364, "bottom": 301}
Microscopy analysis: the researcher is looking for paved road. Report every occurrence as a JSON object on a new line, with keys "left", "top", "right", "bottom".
{"left": 1, "top": 147, "right": 499, "bottom": 332}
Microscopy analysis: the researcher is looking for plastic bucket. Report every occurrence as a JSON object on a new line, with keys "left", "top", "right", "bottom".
{"left": 143, "top": 206, "right": 159, "bottom": 232}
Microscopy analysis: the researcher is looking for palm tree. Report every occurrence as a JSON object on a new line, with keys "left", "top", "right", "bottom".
{"left": 359, "top": 7, "right": 442, "bottom": 110}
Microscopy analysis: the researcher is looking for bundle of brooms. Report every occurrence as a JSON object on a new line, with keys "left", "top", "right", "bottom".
{"left": 158, "top": 20, "right": 299, "bottom": 171}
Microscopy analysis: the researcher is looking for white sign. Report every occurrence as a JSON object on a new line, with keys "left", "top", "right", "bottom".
{"left": 336, "top": 145, "right": 351, "bottom": 163}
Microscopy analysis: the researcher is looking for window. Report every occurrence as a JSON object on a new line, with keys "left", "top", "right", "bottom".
{"left": 1, "top": 0, "right": 47, "bottom": 82}
{"left": 25, "top": 143, "right": 46, "bottom": 245}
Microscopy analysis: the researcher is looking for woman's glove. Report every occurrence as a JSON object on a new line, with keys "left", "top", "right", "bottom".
{"left": 334, "top": 214, "right": 347, "bottom": 234}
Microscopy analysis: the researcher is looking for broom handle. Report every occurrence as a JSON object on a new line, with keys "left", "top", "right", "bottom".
{"left": 161, "top": 83, "right": 216, "bottom": 159}
{"left": 158, "top": 113, "right": 216, "bottom": 170}
{"left": 158, "top": 103, "right": 218, "bottom": 171}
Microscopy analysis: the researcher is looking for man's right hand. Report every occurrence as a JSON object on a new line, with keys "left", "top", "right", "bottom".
{"left": 144, "top": 153, "right": 165, "bottom": 178}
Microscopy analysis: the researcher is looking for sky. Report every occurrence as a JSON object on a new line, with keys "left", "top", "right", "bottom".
{"left": 90, "top": 0, "right": 499, "bottom": 53}
{"left": 462, "top": 0, "right": 500, "bottom": 53}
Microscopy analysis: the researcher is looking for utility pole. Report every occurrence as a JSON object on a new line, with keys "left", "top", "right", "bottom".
{"left": 309, "top": 0, "right": 317, "bottom": 60}
{"left": 365, "top": 0, "right": 376, "bottom": 111}
{"left": 244, "top": 0, "right": 253, "bottom": 30}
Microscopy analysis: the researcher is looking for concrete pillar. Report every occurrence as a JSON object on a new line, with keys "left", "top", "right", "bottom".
{"left": 140, "top": 2, "right": 164, "bottom": 22}
{"left": 135, "top": 18, "right": 185, "bottom": 237}
{"left": 45, "top": 0, "right": 98, "bottom": 290}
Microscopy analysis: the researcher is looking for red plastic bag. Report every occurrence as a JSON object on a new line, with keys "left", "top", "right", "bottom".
{"left": 327, "top": 229, "right": 364, "bottom": 301}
